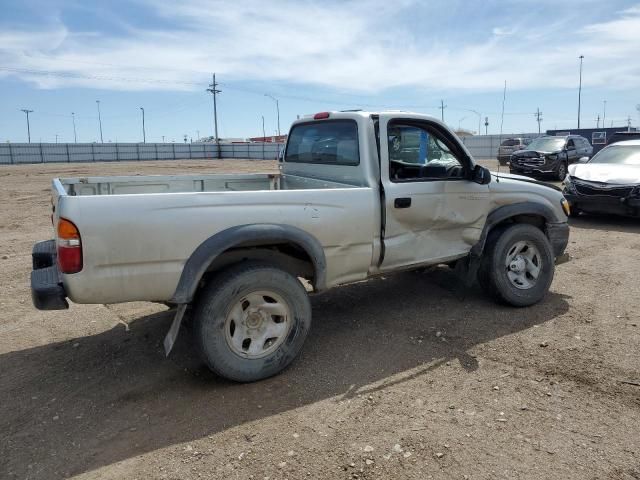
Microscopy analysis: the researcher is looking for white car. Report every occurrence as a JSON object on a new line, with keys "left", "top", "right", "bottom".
{"left": 563, "top": 139, "right": 640, "bottom": 217}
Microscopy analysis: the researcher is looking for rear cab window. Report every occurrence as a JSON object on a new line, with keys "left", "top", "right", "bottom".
{"left": 285, "top": 120, "right": 360, "bottom": 165}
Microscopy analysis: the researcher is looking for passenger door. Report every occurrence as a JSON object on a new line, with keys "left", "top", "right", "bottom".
{"left": 377, "top": 114, "right": 491, "bottom": 271}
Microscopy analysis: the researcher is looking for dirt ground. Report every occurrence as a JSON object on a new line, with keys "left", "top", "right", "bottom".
{"left": 1, "top": 159, "right": 639, "bottom": 480}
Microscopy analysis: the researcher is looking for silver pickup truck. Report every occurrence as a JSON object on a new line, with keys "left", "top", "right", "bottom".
{"left": 31, "top": 111, "right": 570, "bottom": 382}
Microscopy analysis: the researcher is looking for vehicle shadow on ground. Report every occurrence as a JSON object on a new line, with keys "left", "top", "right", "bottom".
{"left": 569, "top": 214, "right": 640, "bottom": 234}
{"left": 0, "top": 269, "right": 570, "bottom": 479}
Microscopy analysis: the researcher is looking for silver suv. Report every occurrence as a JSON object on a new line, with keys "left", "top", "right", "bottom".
{"left": 498, "top": 138, "right": 531, "bottom": 165}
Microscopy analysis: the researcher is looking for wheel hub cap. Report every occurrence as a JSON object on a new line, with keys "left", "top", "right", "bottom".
{"left": 505, "top": 241, "right": 542, "bottom": 290}
{"left": 224, "top": 291, "right": 292, "bottom": 359}
{"left": 509, "top": 256, "right": 526, "bottom": 274}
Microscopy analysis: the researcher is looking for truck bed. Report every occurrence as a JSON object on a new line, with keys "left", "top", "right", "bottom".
{"left": 54, "top": 173, "right": 357, "bottom": 196}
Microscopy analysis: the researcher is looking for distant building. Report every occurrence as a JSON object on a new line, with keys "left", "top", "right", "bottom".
{"left": 453, "top": 129, "right": 475, "bottom": 138}
{"left": 248, "top": 135, "right": 288, "bottom": 143}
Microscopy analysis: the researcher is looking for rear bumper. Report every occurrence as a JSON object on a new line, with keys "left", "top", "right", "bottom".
{"left": 565, "top": 193, "right": 640, "bottom": 217}
{"left": 31, "top": 240, "right": 68, "bottom": 310}
{"left": 547, "top": 222, "right": 570, "bottom": 258}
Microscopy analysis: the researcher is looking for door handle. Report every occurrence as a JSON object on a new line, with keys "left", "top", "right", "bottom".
{"left": 394, "top": 197, "right": 412, "bottom": 209}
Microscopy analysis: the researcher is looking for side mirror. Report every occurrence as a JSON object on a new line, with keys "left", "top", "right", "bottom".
{"left": 472, "top": 165, "right": 492, "bottom": 185}
{"left": 578, "top": 156, "right": 589, "bottom": 163}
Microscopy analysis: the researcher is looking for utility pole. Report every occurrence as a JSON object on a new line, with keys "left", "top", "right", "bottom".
{"left": 439, "top": 100, "right": 447, "bottom": 122}
{"left": 140, "top": 107, "right": 146, "bottom": 143}
{"left": 628, "top": 116, "right": 633, "bottom": 132}
{"left": 596, "top": 114, "right": 600, "bottom": 128}
{"left": 265, "top": 94, "right": 281, "bottom": 136}
{"left": 534, "top": 108, "right": 543, "bottom": 134}
{"left": 484, "top": 116, "right": 489, "bottom": 135}
{"left": 71, "top": 112, "right": 77, "bottom": 143}
{"left": 55, "top": 134, "right": 59, "bottom": 143}
{"left": 602, "top": 100, "right": 607, "bottom": 127}
{"left": 261, "top": 115, "right": 266, "bottom": 139}
{"left": 96, "top": 100, "right": 103, "bottom": 142}
{"left": 21, "top": 109, "right": 33, "bottom": 143}
{"left": 577, "top": 55, "right": 584, "bottom": 129}
{"left": 162, "top": 135, "right": 165, "bottom": 143}
{"left": 207, "top": 73, "right": 221, "bottom": 158}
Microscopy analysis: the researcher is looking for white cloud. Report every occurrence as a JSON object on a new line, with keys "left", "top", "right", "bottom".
{"left": 1, "top": 0, "right": 639, "bottom": 93}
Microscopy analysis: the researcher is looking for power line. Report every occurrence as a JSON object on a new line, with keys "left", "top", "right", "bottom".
{"left": 534, "top": 108, "right": 543, "bottom": 134}
{"left": 439, "top": 99, "right": 447, "bottom": 122}
{"left": 206, "top": 73, "right": 221, "bottom": 158}
{"left": 20, "top": 109, "right": 33, "bottom": 143}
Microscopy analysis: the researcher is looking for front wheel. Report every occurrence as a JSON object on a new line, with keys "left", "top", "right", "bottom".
{"left": 555, "top": 161, "right": 567, "bottom": 181}
{"left": 478, "top": 224, "right": 555, "bottom": 307}
{"left": 193, "top": 261, "right": 311, "bottom": 382}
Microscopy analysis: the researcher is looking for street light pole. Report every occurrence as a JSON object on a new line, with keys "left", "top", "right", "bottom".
{"left": 21, "top": 109, "right": 33, "bottom": 143}
{"left": 71, "top": 112, "right": 77, "bottom": 143}
{"left": 96, "top": 100, "right": 104, "bottom": 142}
{"left": 265, "top": 94, "right": 280, "bottom": 137}
{"left": 261, "top": 115, "right": 266, "bottom": 139}
{"left": 140, "top": 107, "right": 146, "bottom": 143}
{"left": 577, "top": 55, "right": 584, "bottom": 129}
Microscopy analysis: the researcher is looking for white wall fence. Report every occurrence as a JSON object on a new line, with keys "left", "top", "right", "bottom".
{"left": 0, "top": 134, "right": 539, "bottom": 165}
{"left": 0, "top": 142, "right": 285, "bottom": 165}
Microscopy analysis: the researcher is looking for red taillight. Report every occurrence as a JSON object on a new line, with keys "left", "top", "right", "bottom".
{"left": 313, "top": 112, "right": 330, "bottom": 119}
{"left": 57, "top": 218, "right": 82, "bottom": 274}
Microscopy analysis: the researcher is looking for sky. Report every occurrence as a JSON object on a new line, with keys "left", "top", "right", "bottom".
{"left": 1, "top": 0, "right": 640, "bottom": 143}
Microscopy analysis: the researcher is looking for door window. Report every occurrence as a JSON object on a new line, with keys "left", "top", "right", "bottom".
{"left": 388, "top": 124, "right": 465, "bottom": 181}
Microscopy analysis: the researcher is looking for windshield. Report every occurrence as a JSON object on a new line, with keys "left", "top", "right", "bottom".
{"left": 526, "top": 137, "right": 566, "bottom": 152}
{"left": 589, "top": 145, "right": 640, "bottom": 165}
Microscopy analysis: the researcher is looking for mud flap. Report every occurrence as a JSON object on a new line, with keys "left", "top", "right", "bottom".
{"left": 453, "top": 255, "right": 481, "bottom": 300}
{"left": 163, "top": 304, "right": 187, "bottom": 357}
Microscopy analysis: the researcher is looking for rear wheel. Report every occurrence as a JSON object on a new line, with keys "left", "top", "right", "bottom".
{"left": 478, "top": 224, "right": 555, "bottom": 307}
{"left": 193, "top": 261, "right": 311, "bottom": 382}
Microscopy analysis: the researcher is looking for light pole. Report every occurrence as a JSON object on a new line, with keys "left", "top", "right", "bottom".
{"left": 71, "top": 112, "right": 77, "bottom": 143}
{"left": 21, "top": 109, "right": 33, "bottom": 143}
{"left": 96, "top": 100, "right": 103, "bottom": 142}
{"left": 140, "top": 107, "right": 146, "bottom": 143}
{"left": 577, "top": 55, "right": 584, "bottom": 129}
{"left": 261, "top": 115, "right": 266, "bottom": 139}
{"left": 265, "top": 94, "right": 280, "bottom": 137}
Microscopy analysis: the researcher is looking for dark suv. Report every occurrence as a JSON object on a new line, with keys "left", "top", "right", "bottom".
{"left": 509, "top": 135, "right": 592, "bottom": 180}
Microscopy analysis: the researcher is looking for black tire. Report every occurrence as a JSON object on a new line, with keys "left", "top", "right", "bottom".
{"left": 193, "top": 261, "right": 311, "bottom": 382}
{"left": 478, "top": 224, "right": 555, "bottom": 307}
{"left": 555, "top": 161, "right": 567, "bottom": 181}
